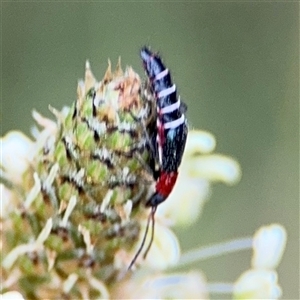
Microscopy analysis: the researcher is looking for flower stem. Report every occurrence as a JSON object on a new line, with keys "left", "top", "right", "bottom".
{"left": 172, "top": 237, "right": 252, "bottom": 269}
{"left": 207, "top": 282, "right": 234, "bottom": 294}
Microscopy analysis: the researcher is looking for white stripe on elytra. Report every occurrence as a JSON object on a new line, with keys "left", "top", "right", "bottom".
{"left": 159, "top": 97, "right": 181, "bottom": 114}
{"left": 163, "top": 114, "right": 185, "bottom": 130}
{"left": 156, "top": 118, "right": 161, "bottom": 127}
{"left": 154, "top": 68, "right": 169, "bottom": 81}
{"left": 157, "top": 84, "right": 176, "bottom": 98}
{"left": 156, "top": 134, "right": 163, "bottom": 165}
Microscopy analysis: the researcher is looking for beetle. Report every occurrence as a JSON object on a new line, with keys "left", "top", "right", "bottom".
{"left": 128, "top": 47, "right": 188, "bottom": 270}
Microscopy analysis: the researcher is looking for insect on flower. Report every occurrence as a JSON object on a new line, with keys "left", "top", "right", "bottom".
{"left": 128, "top": 47, "right": 188, "bottom": 269}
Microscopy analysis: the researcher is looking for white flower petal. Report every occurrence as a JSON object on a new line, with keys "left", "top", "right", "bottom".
{"left": 24, "top": 172, "right": 41, "bottom": 209}
{"left": 0, "top": 183, "right": 15, "bottom": 218}
{"left": 3, "top": 218, "right": 53, "bottom": 269}
{"left": 233, "top": 269, "right": 282, "bottom": 299}
{"left": 1, "top": 291, "right": 25, "bottom": 300}
{"left": 63, "top": 273, "right": 79, "bottom": 294}
{"left": 112, "top": 271, "right": 207, "bottom": 299}
{"left": 32, "top": 110, "right": 57, "bottom": 132}
{"left": 61, "top": 106, "right": 71, "bottom": 117}
{"left": 143, "top": 272, "right": 208, "bottom": 299}
{"left": 1, "top": 131, "right": 34, "bottom": 183}
{"left": 43, "top": 163, "right": 59, "bottom": 191}
{"left": 88, "top": 276, "right": 110, "bottom": 300}
{"left": 36, "top": 218, "right": 53, "bottom": 245}
{"left": 184, "top": 130, "right": 216, "bottom": 157}
{"left": 30, "top": 110, "right": 59, "bottom": 159}
{"left": 3, "top": 244, "right": 36, "bottom": 270}
{"left": 134, "top": 220, "right": 180, "bottom": 270}
{"left": 183, "top": 154, "right": 241, "bottom": 185}
{"left": 157, "top": 176, "right": 210, "bottom": 227}
{"left": 60, "top": 196, "right": 77, "bottom": 227}
{"left": 252, "top": 224, "right": 287, "bottom": 270}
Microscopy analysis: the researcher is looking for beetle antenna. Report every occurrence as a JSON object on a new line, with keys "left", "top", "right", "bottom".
{"left": 143, "top": 206, "right": 156, "bottom": 259}
{"left": 127, "top": 206, "right": 155, "bottom": 270}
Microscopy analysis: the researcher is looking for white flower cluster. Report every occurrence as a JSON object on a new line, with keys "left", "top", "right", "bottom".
{"left": 233, "top": 224, "right": 287, "bottom": 299}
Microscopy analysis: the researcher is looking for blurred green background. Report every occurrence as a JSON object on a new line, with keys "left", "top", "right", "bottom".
{"left": 2, "top": 2, "right": 298, "bottom": 299}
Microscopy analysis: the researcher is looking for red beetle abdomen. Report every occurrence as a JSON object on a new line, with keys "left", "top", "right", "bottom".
{"left": 155, "top": 171, "right": 178, "bottom": 198}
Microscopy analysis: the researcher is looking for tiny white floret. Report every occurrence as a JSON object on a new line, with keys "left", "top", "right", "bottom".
{"left": 233, "top": 269, "right": 282, "bottom": 299}
{"left": 1, "top": 131, "right": 34, "bottom": 184}
{"left": 1, "top": 291, "right": 25, "bottom": 300}
{"left": 252, "top": 224, "right": 287, "bottom": 269}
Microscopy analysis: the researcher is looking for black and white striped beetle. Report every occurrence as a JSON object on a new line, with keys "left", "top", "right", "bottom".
{"left": 128, "top": 47, "right": 188, "bottom": 269}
